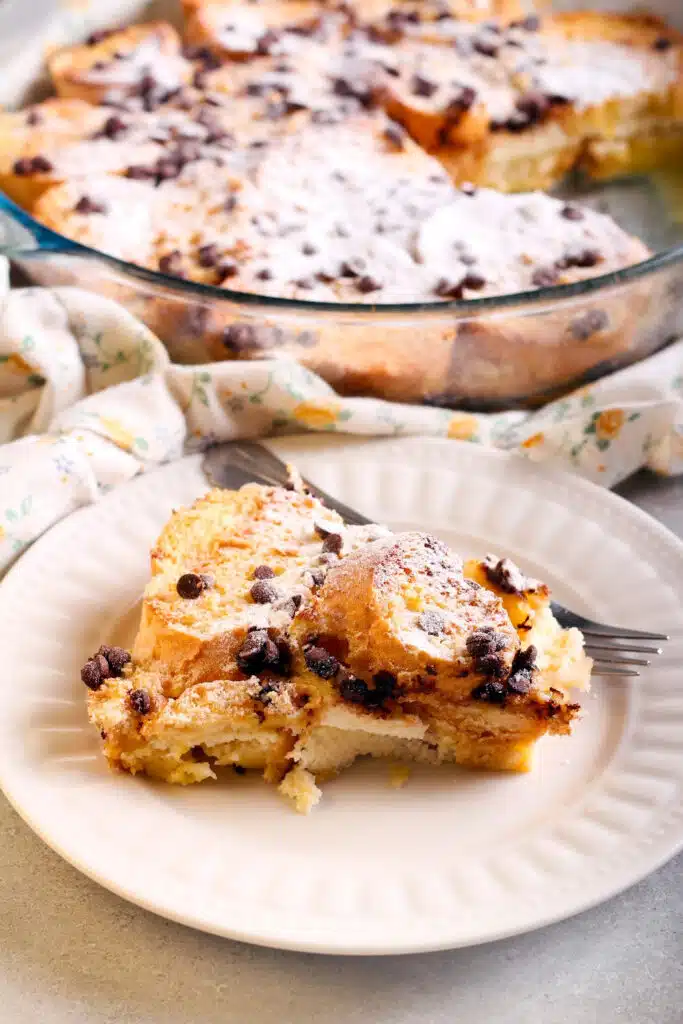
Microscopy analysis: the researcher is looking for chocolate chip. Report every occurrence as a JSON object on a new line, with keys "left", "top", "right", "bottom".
{"left": 449, "top": 86, "right": 476, "bottom": 113}
{"left": 384, "top": 121, "right": 406, "bottom": 151}
{"left": 371, "top": 670, "right": 397, "bottom": 703}
{"left": 566, "top": 248, "right": 602, "bottom": 269}
{"left": 154, "top": 158, "right": 181, "bottom": 181}
{"left": 253, "top": 565, "right": 276, "bottom": 580}
{"left": 197, "top": 243, "right": 219, "bottom": 268}
{"left": 86, "top": 28, "right": 115, "bottom": 45}
{"left": 278, "top": 594, "right": 303, "bottom": 619}
{"left": 305, "top": 645, "right": 340, "bottom": 679}
{"left": 98, "top": 644, "right": 131, "bottom": 676}
{"left": 472, "top": 37, "right": 499, "bottom": 57}
{"left": 560, "top": 204, "right": 584, "bottom": 221}
{"left": 125, "top": 165, "right": 156, "bottom": 180}
{"left": 255, "top": 268, "right": 273, "bottom": 281}
{"left": 570, "top": 309, "right": 609, "bottom": 340}
{"left": 466, "top": 628, "right": 508, "bottom": 678}
{"left": 417, "top": 611, "right": 444, "bottom": 635}
{"left": 434, "top": 278, "right": 464, "bottom": 299}
{"left": 654, "top": 37, "right": 673, "bottom": 51}
{"left": 510, "top": 14, "right": 540, "bottom": 31}
{"left": 236, "top": 629, "right": 281, "bottom": 673}
{"left": 186, "top": 305, "right": 209, "bottom": 338}
{"left": 507, "top": 668, "right": 532, "bottom": 695}
{"left": 322, "top": 532, "right": 343, "bottom": 555}
{"left": 176, "top": 572, "right": 213, "bottom": 599}
{"left": 546, "top": 93, "right": 571, "bottom": 106}
{"left": 481, "top": 556, "right": 531, "bottom": 594}
{"left": 216, "top": 260, "right": 238, "bottom": 284}
{"left": 311, "top": 108, "right": 344, "bottom": 125}
{"left": 356, "top": 275, "right": 383, "bottom": 294}
{"left": 13, "top": 155, "right": 53, "bottom": 176}
{"left": 128, "top": 688, "right": 152, "bottom": 715}
{"left": 74, "top": 195, "right": 108, "bottom": 215}
{"left": 256, "top": 29, "right": 281, "bottom": 55}
{"left": 412, "top": 73, "right": 438, "bottom": 98}
{"left": 313, "top": 521, "right": 339, "bottom": 540}
{"left": 506, "top": 644, "right": 537, "bottom": 694}
{"left": 158, "top": 251, "right": 184, "bottom": 277}
{"left": 139, "top": 72, "right": 159, "bottom": 99}
{"left": 337, "top": 674, "right": 370, "bottom": 704}
{"left": 515, "top": 91, "right": 549, "bottom": 123}
{"left": 193, "top": 68, "right": 209, "bottom": 90}
{"left": 92, "top": 60, "right": 108, "bottom": 71}
{"left": 531, "top": 267, "right": 559, "bottom": 288}
{"left": 250, "top": 579, "right": 279, "bottom": 604}
{"left": 26, "top": 109, "right": 41, "bottom": 126}
{"left": 81, "top": 659, "right": 104, "bottom": 690}
{"left": 462, "top": 272, "right": 486, "bottom": 291}
{"left": 461, "top": 182, "right": 477, "bottom": 196}
{"left": 301, "top": 241, "right": 317, "bottom": 256}
{"left": 90, "top": 653, "right": 109, "bottom": 681}
{"left": 332, "top": 76, "right": 375, "bottom": 108}
{"left": 466, "top": 627, "right": 507, "bottom": 659}
{"left": 223, "top": 323, "right": 267, "bottom": 353}
{"left": 339, "top": 257, "right": 365, "bottom": 278}
{"left": 471, "top": 679, "right": 507, "bottom": 703}
{"left": 233, "top": 764, "right": 246, "bottom": 774}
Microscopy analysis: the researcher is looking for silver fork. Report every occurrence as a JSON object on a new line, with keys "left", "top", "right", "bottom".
{"left": 202, "top": 441, "right": 668, "bottom": 677}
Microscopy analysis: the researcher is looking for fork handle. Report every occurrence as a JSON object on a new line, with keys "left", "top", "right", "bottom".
{"left": 550, "top": 602, "right": 669, "bottom": 642}
{"left": 202, "top": 441, "right": 374, "bottom": 527}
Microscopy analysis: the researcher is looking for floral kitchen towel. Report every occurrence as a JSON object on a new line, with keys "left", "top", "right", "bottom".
{"left": 1, "top": 276, "right": 683, "bottom": 576}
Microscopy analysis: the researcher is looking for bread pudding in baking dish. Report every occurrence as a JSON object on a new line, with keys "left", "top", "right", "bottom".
{"left": 82, "top": 481, "right": 592, "bottom": 812}
{"left": 2, "top": 5, "right": 682, "bottom": 303}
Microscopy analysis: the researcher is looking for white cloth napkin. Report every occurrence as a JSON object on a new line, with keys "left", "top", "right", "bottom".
{"left": 1, "top": 265, "right": 683, "bottom": 576}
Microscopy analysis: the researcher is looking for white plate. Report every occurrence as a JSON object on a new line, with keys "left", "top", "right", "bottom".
{"left": 1, "top": 437, "right": 683, "bottom": 955}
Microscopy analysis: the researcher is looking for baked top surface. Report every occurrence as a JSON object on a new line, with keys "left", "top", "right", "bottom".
{"left": 7, "top": 6, "right": 682, "bottom": 303}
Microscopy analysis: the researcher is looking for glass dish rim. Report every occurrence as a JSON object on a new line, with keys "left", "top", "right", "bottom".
{"left": 3, "top": 190, "right": 682, "bottom": 317}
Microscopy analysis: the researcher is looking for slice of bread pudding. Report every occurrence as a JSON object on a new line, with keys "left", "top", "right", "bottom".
{"left": 83, "top": 482, "right": 591, "bottom": 812}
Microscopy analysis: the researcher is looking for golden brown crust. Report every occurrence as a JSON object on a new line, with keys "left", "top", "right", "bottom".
{"left": 48, "top": 23, "right": 191, "bottom": 105}
{"left": 293, "top": 532, "right": 519, "bottom": 697}
{"left": 183, "top": 1, "right": 338, "bottom": 59}
{"left": 382, "top": 12, "right": 683, "bottom": 191}
{"left": 0, "top": 100, "right": 107, "bottom": 209}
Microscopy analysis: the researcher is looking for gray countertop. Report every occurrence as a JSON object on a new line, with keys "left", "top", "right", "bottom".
{"left": 1, "top": 471, "right": 682, "bottom": 1024}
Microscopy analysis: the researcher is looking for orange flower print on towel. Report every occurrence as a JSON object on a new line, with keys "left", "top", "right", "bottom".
{"left": 447, "top": 413, "right": 478, "bottom": 441}
{"left": 521, "top": 432, "right": 545, "bottom": 449}
{"left": 292, "top": 401, "right": 342, "bottom": 430}
{"left": 595, "top": 409, "right": 625, "bottom": 440}
{"left": 98, "top": 417, "right": 136, "bottom": 452}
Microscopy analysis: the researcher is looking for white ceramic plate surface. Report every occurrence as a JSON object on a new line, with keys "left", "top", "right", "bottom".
{"left": 1, "top": 436, "right": 682, "bottom": 955}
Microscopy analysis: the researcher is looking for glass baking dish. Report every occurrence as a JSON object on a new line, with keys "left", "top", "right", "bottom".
{"left": 1, "top": 0, "right": 683, "bottom": 410}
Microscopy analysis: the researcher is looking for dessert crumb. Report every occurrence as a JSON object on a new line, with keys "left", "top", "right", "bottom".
{"left": 389, "top": 763, "right": 411, "bottom": 789}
